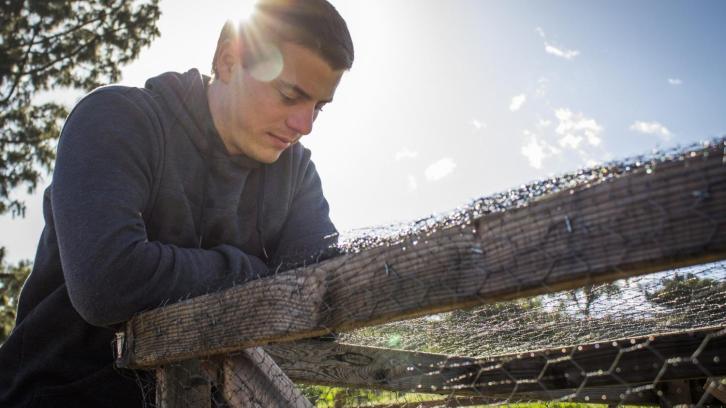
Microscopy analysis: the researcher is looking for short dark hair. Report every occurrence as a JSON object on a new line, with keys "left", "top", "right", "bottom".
{"left": 213, "top": 0, "right": 354, "bottom": 76}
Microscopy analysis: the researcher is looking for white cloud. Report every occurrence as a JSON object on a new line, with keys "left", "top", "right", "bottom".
{"left": 555, "top": 108, "right": 603, "bottom": 148}
{"left": 425, "top": 158, "right": 456, "bottom": 181}
{"left": 629, "top": 121, "right": 673, "bottom": 141}
{"left": 536, "top": 28, "right": 579, "bottom": 60}
{"left": 668, "top": 78, "right": 683, "bottom": 85}
{"left": 406, "top": 174, "right": 418, "bottom": 191}
{"left": 471, "top": 119, "right": 486, "bottom": 130}
{"left": 558, "top": 133, "right": 583, "bottom": 149}
{"left": 585, "top": 158, "right": 600, "bottom": 167}
{"left": 521, "top": 134, "right": 545, "bottom": 169}
{"left": 394, "top": 148, "right": 419, "bottom": 161}
{"left": 544, "top": 43, "right": 580, "bottom": 60}
{"left": 521, "top": 130, "right": 560, "bottom": 169}
{"left": 509, "top": 94, "right": 527, "bottom": 111}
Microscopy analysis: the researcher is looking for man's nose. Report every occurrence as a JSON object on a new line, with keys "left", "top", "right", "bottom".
{"left": 286, "top": 105, "right": 315, "bottom": 136}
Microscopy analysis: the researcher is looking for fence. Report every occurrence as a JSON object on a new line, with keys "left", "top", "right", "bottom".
{"left": 115, "top": 139, "right": 726, "bottom": 407}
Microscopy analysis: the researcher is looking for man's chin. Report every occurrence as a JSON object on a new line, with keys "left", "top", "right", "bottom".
{"left": 251, "top": 148, "right": 284, "bottom": 164}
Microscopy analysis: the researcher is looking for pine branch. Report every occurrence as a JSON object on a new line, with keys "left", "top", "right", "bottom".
{"left": 0, "top": 26, "right": 39, "bottom": 104}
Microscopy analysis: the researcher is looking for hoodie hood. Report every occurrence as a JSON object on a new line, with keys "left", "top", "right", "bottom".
{"left": 144, "top": 69, "right": 261, "bottom": 170}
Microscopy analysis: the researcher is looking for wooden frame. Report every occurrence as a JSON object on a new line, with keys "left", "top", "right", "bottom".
{"left": 113, "top": 143, "right": 726, "bottom": 405}
{"left": 267, "top": 327, "right": 725, "bottom": 401}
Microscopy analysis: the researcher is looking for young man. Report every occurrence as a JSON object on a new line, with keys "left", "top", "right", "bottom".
{"left": 0, "top": 0, "right": 353, "bottom": 406}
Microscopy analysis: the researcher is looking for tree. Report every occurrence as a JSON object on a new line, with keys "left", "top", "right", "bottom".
{"left": 0, "top": 0, "right": 161, "bottom": 343}
{"left": 566, "top": 282, "right": 621, "bottom": 317}
{"left": 645, "top": 272, "right": 726, "bottom": 312}
{"left": 0, "top": 247, "right": 31, "bottom": 343}
{"left": 0, "top": 0, "right": 161, "bottom": 216}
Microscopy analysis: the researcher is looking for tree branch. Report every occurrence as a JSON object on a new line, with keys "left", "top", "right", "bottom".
{"left": 20, "top": 1, "right": 127, "bottom": 48}
{"left": 0, "top": 26, "right": 39, "bottom": 104}
{"left": 1, "top": 2, "right": 126, "bottom": 104}
{"left": 23, "top": 12, "right": 107, "bottom": 47}
{"left": 18, "top": 18, "right": 126, "bottom": 81}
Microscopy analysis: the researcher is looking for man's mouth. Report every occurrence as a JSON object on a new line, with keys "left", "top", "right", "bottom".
{"left": 267, "top": 132, "right": 294, "bottom": 148}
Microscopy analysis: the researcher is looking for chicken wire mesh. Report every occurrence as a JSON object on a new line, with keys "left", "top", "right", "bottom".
{"left": 119, "top": 138, "right": 726, "bottom": 407}
{"left": 330, "top": 262, "right": 726, "bottom": 407}
{"left": 341, "top": 263, "right": 726, "bottom": 357}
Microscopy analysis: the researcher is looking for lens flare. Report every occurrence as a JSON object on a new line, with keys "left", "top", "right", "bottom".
{"left": 248, "top": 43, "right": 283, "bottom": 82}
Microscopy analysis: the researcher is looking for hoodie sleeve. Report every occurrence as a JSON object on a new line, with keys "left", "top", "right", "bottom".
{"left": 53, "top": 89, "right": 269, "bottom": 327}
{"left": 269, "top": 147, "right": 339, "bottom": 270}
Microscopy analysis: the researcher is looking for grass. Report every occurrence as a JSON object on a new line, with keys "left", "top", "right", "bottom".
{"left": 297, "top": 385, "right": 655, "bottom": 407}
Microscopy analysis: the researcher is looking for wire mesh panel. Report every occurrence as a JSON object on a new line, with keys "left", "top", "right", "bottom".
{"left": 341, "top": 263, "right": 726, "bottom": 356}
{"left": 328, "top": 263, "right": 726, "bottom": 406}
{"left": 115, "top": 139, "right": 726, "bottom": 407}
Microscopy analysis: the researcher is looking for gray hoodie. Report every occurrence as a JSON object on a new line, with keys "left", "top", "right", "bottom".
{"left": 0, "top": 69, "right": 337, "bottom": 406}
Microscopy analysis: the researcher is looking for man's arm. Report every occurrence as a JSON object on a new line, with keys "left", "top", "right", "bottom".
{"left": 53, "top": 89, "right": 269, "bottom": 327}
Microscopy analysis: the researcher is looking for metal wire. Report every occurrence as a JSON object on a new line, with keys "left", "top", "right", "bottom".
{"left": 132, "top": 138, "right": 726, "bottom": 407}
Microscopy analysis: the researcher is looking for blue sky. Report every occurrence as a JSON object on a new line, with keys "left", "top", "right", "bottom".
{"left": 2, "top": 0, "right": 725, "bottom": 262}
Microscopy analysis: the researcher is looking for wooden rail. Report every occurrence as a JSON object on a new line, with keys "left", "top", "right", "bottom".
{"left": 116, "top": 145, "right": 726, "bottom": 370}
{"left": 266, "top": 327, "right": 726, "bottom": 402}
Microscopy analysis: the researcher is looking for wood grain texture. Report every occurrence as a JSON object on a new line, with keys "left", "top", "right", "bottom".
{"left": 266, "top": 327, "right": 726, "bottom": 399}
{"left": 117, "top": 147, "right": 726, "bottom": 369}
{"left": 220, "top": 348, "right": 312, "bottom": 408}
{"left": 449, "top": 327, "right": 726, "bottom": 396}
{"left": 264, "top": 339, "right": 475, "bottom": 391}
{"left": 156, "top": 359, "right": 211, "bottom": 408}
{"left": 117, "top": 266, "right": 328, "bottom": 368}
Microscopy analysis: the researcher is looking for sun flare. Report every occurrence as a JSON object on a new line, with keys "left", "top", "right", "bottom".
{"left": 216, "top": 0, "right": 256, "bottom": 25}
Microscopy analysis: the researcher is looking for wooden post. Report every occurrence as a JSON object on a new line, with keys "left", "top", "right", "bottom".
{"left": 221, "top": 347, "right": 312, "bottom": 408}
{"left": 156, "top": 359, "right": 211, "bottom": 408}
{"left": 155, "top": 350, "right": 311, "bottom": 407}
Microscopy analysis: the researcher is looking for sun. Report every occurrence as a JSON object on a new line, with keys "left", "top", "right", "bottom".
{"left": 215, "top": 0, "right": 256, "bottom": 24}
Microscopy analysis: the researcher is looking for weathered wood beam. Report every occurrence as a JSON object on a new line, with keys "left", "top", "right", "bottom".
{"left": 156, "top": 359, "right": 211, "bottom": 408}
{"left": 264, "top": 339, "right": 475, "bottom": 391}
{"left": 429, "top": 327, "right": 725, "bottom": 397}
{"left": 155, "top": 349, "right": 312, "bottom": 407}
{"left": 117, "top": 145, "right": 726, "bottom": 369}
{"left": 219, "top": 348, "right": 312, "bottom": 407}
{"left": 266, "top": 327, "right": 724, "bottom": 403}
{"left": 115, "top": 268, "right": 327, "bottom": 368}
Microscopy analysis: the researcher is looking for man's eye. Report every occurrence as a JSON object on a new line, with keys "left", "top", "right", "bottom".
{"left": 278, "top": 89, "right": 297, "bottom": 102}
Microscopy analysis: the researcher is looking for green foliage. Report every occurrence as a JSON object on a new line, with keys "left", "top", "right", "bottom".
{"left": 297, "top": 383, "right": 621, "bottom": 407}
{"left": 298, "top": 384, "right": 444, "bottom": 407}
{"left": 0, "top": 247, "right": 31, "bottom": 343}
{"left": 0, "top": 0, "right": 161, "bottom": 216}
{"left": 645, "top": 272, "right": 726, "bottom": 311}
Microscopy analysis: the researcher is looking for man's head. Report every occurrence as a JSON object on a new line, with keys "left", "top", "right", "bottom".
{"left": 208, "top": 0, "right": 354, "bottom": 163}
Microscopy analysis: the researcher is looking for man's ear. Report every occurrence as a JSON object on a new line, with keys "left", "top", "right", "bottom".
{"left": 212, "top": 21, "right": 243, "bottom": 83}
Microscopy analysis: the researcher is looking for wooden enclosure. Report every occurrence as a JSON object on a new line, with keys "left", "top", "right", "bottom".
{"left": 115, "top": 141, "right": 726, "bottom": 407}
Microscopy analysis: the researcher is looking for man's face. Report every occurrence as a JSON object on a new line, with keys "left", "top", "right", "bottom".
{"left": 217, "top": 42, "right": 345, "bottom": 163}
